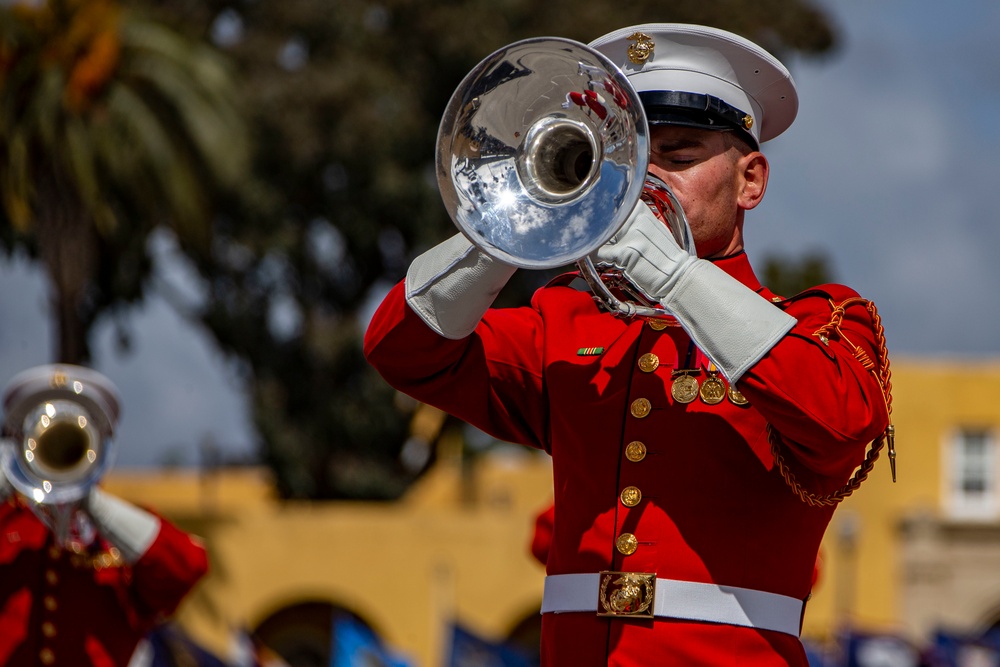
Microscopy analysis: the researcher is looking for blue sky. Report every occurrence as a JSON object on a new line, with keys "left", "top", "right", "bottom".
{"left": 1, "top": 1, "right": 997, "bottom": 467}
{"left": 750, "top": 0, "right": 1000, "bottom": 354}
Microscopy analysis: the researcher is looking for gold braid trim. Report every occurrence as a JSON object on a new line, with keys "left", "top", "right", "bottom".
{"left": 769, "top": 297, "right": 894, "bottom": 507}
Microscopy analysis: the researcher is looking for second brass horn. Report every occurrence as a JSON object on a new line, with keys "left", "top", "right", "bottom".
{"left": 435, "top": 37, "right": 694, "bottom": 318}
{"left": 0, "top": 365, "right": 118, "bottom": 506}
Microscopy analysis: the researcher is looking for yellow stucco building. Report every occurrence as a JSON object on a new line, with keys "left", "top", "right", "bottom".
{"left": 800, "top": 358, "right": 1000, "bottom": 644}
{"left": 102, "top": 358, "right": 1000, "bottom": 665}
{"left": 106, "top": 433, "right": 555, "bottom": 666}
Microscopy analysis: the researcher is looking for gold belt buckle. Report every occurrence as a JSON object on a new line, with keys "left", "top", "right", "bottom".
{"left": 597, "top": 571, "right": 656, "bottom": 618}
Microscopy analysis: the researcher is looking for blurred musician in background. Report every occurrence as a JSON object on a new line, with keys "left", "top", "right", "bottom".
{"left": 0, "top": 364, "right": 209, "bottom": 666}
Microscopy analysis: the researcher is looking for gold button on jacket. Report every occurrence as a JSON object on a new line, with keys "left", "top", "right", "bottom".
{"left": 638, "top": 353, "right": 659, "bottom": 373}
{"left": 620, "top": 486, "right": 642, "bottom": 507}
{"left": 625, "top": 441, "right": 646, "bottom": 462}
{"left": 616, "top": 533, "right": 639, "bottom": 555}
{"left": 630, "top": 398, "right": 651, "bottom": 418}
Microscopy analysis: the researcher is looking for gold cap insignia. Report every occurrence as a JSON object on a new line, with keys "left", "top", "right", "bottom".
{"left": 742, "top": 114, "right": 754, "bottom": 130}
{"left": 626, "top": 32, "right": 654, "bottom": 65}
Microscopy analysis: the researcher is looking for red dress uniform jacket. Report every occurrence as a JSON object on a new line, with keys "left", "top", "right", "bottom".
{"left": 0, "top": 496, "right": 209, "bottom": 666}
{"left": 364, "top": 252, "right": 890, "bottom": 666}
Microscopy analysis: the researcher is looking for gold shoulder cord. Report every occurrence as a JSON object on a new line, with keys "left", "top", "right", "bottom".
{"left": 769, "top": 296, "right": 895, "bottom": 508}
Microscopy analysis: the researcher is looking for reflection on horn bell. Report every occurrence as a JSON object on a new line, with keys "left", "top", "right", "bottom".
{"left": 436, "top": 37, "right": 695, "bottom": 319}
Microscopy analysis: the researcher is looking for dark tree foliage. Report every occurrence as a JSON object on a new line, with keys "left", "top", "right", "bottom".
{"left": 761, "top": 252, "right": 835, "bottom": 300}
{"left": 128, "top": 0, "right": 840, "bottom": 499}
{"left": 0, "top": 1, "right": 249, "bottom": 364}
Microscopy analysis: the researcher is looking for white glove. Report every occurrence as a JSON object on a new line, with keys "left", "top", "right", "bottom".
{"left": 405, "top": 233, "right": 517, "bottom": 339}
{"left": 85, "top": 487, "right": 161, "bottom": 564}
{"left": 592, "top": 202, "right": 796, "bottom": 382}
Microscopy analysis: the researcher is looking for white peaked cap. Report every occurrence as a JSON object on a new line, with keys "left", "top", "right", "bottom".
{"left": 589, "top": 23, "right": 798, "bottom": 147}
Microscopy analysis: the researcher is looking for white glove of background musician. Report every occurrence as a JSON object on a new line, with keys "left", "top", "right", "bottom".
{"left": 592, "top": 202, "right": 796, "bottom": 383}
{"left": 85, "top": 487, "right": 161, "bottom": 564}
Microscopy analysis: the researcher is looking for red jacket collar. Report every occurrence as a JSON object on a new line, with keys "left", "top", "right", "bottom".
{"left": 709, "top": 252, "right": 763, "bottom": 292}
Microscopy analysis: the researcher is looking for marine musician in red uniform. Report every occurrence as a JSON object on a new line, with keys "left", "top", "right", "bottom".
{"left": 365, "top": 23, "right": 892, "bottom": 666}
{"left": 0, "top": 365, "right": 209, "bottom": 666}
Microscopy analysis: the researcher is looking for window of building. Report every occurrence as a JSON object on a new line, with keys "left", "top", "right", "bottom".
{"left": 945, "top": 427, "right": 998, "bottom": 520}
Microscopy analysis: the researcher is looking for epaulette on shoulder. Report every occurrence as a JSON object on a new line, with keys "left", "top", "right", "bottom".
{"left": 768, "top": 283, "right": 861, "bottom": 308}
{"left": 767, "top": 281, "right": 895, "bottom": 506}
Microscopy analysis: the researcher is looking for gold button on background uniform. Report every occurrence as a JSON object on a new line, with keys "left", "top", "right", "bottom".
{"left": 616, "top": 533, "right": 639, "bottom": 555}
{"left": 44, "top": 595, "right": 57, "bottom": 611}
{"left": 630, "top": 398, "right": 651, "bottom": 418}
{"left": 45, "top": 569, "right": 57, "bottom": 585}
{"left": 42, "top": 622, "right": 56, "bottom": 638}
{"left": 648, "top": 319, "right": 669, "bottom": 331}
{"left": 625, "top": 441, "right": 647, "bottom": 462}
{"left": 620, "top": 486, "right": 642, "bottom": 507}
{"left": 40, "top": 648, "right": 54, "bottom": 665}
{"left": 637, "top": 353, "right": 659, "bottom": 373}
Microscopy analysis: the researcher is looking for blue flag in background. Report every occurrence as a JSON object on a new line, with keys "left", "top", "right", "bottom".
{"left": 446, "top": 623, "right": 539, "bottom": 667}
{"left": 843, "top": 629, "right": 920, "bottom": 667}
{"left": 329, "top": 615, "right": 413, "bottom": 667}
{"left": 802, "top": 637, "right": 836, "bottom": 667}
{"left": 926, "top": 629, "right": 1000, "bottom": 667}
{"left": 139, "top": 623, "right": 229, "bottom": 666}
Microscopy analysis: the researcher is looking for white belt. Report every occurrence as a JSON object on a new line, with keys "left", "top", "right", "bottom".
{"left": 541, "top": 573, "right": 804, "bottom": 637}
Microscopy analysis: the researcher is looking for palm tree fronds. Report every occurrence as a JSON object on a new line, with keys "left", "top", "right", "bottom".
{"left": 0, "top": 1, "right": 249, "bottom": 362}
{"left": 0, "top": 130, "right": 33, "bottom": 232}
{"left": 101, "top": 82, "right": 210, "bottom": 244}
{"left": 122, "top": 50, "right": 248, "bottom": 188}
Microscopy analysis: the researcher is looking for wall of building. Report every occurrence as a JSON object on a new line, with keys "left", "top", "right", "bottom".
{"left": 105, "top": 445, "right": 555, "bottom": 666}
{"left": 797, "top": 359, "right": 1000, "bottom": 647}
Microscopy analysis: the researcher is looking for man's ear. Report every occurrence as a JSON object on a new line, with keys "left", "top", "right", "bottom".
{"left": 737, "top": 152, "right": 768, "bottom": 210}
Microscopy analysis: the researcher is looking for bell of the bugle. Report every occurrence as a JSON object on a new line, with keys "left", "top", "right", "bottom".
{"left": 435, "top": 36, "right": 695, "bottom": 319}
{"left": 1, "top": 364, "right": 119, "bottom": 506}
{"left": 436, "top": 37, "right": 650, "bottom": 270}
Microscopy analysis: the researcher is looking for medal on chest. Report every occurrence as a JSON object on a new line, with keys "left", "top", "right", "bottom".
{"left": 670, "top": 339, "right": 701, "bottom": 404}
{"left": 727, "top": 384, "right": 749, "bottom": 406}
{"left": 699, "top": 366, "right": 726, "bottom": 405}
{"left": 670, "top": 370, "right": 700, "bottom": 403}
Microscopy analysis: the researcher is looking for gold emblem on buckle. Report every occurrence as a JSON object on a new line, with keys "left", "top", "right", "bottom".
{"left": 598, "top": 571, "right": 656, "bottom": 618}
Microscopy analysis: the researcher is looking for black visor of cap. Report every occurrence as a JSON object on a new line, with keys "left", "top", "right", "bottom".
{"left": 639, "top": 91, "right": 758, "bottom": 150}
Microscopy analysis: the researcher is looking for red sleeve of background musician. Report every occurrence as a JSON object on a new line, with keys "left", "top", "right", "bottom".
{"left": 127, "top": 518, "right": 209, "bottom": 625}
{"left": 0, "top": 502, "right": 44, "bottom": 662}
{"left": 738, "top": 284, "right": 890, "bottom": 478}
{"left": 364, "top": 280, "right": 550, "bottom": 450}
{"left": 529, "top": 503, "right": 555, "bottom": 567}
